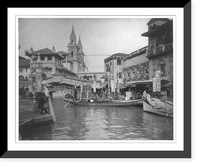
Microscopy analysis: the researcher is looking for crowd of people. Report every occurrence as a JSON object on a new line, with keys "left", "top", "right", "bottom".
{"left": 71, "top": 86, "right": 145, "bottom": 103}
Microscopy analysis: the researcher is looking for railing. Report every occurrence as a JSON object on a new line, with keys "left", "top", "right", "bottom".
{"left": 66, "top": 57, "right": 78, "bottom": 61}
{"left": 147, "top": 42, "right": 173, "bottom": 57}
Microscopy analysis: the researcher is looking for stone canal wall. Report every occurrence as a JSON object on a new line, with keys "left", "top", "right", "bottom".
{"left": 19, "top": 97, "right": 56, "bottom": 140}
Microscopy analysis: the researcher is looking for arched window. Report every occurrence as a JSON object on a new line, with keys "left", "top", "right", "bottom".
{"left": 164, "top": 32, "right": 173, "bottom": 44}
{"left": 19, "top": 75, "right": 24, "bottom": 81}
{"left": 156, "top": 35, "right": 164, "bottom": 47}
{"left": 150, "top": 45, "right": 154, "bottom": 50}
{"left": 158, "top": 60, "right": 166, "bottom": 75}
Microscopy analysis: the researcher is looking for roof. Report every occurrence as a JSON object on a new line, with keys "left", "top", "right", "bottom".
{"left": 45, "top": 76, "right": 62, "bottom": 83}
{"left": 126, "top": 79, "right": 170, "bottom": 86}
{"left": 56, "top": 65, "right": 77, "bottom": 75}
{"left": 104, "top": 53, "right": 129, "bottom": 63}
{"left": 27, "top": 48, "right": 64, "bottom": 59}
{"left": 19, "top": 55, "right": 31, "bottom": 60}
{"left": 45, "top": 75, "right": 82, "bottom": 86}
{"left": 124, "top": 46, "right": 148, "bottom": 61}
{"left": 19, "top": 55, "right": 26, "bottom": 59}
{"left": 77, "top": 72, "right": 105, "bottom": 75}
{"left": 111, "top": 53, "right": 129, "bottom": 57}
{"left": 56, "top": 51, "right": 68, "bottom": 56}
{"left": 19, "top": 59, "right": 30, "bottom": 67}
{"left": 147, "top": 18, "right": 170, "bottom": 25}
{"left": 52, "top": 72, "right": 64, "bottom": 76}
{"left": 142, "top": 20, "right": 173, "bottom": 37}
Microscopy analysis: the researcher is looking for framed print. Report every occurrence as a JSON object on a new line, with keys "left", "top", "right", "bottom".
{"left": 3, "top": 2, "right": 191, "bottom": 158}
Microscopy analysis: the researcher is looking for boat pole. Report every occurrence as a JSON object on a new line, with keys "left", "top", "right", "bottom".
{"left": 64, "top": 102, "right": 70, "bottom": 107}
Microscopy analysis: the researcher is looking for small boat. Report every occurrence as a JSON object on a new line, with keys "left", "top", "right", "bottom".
{"left": 142, "top": 93, "right": 173, "bottom": 118}
{"left": 63, "top": 95, "right": 142, "bottom": 107}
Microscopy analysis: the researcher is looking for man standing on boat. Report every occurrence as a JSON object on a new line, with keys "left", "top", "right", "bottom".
{"left": 73, "top": 85, "right": 78, "bottom": 102}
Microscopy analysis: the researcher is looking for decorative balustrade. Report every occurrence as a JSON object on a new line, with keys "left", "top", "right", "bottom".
{"left": 66, "top": 57, "right": 78, "bottom": 61}
{"left": 147, "top": 42, "right": 173, "bottom": 57}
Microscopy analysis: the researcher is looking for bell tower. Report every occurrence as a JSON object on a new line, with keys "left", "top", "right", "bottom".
{"left": 66, "top": 26, "right": 86, "bottom": 73}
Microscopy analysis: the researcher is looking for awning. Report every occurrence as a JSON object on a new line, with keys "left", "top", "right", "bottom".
{"left": 126, "top": 80, "right": 152, "bottom": 85}
{"left": 162, "top": 80, "right": 173, "bottom": 87}
{"left": 99, "top": 82, "right": 108, "bottom": 89}
{"left": 126, "top": 79, "right": 170, "bottom": 86}
{"left": 45, "top": 76, "right": 62, "bottom": 83}
{"left": 59, "top": 77, "right": 82, "bottom": 86}
{"left": 161, "top": 79, "right": 170, "bottom": 86}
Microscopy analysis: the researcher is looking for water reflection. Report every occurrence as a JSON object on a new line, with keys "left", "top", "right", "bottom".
{"left": 51, "top": 98, "right": 173, "bottom": 140}
{"left": 21, "top": 98, "right": 173, "bottom": 140}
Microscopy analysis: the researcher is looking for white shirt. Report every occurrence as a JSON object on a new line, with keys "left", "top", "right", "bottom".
{"left": 44, "top": 87, "right": 49, "bottom": 97}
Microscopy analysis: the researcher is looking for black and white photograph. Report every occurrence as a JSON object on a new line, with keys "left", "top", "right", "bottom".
{"left": 5, "top": 5, "right": 192, "bottom": 159}
{"left": 18, "top": 17, "right": 174, "bottom": 141}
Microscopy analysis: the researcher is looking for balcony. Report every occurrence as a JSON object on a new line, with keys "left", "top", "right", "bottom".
{"left": 147, "top": 42, "right": 173, "bottom": 57}
{"left": 66, "top": 57, "right": 78, "bottom": 62}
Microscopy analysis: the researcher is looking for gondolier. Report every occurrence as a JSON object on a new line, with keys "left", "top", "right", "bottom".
{"left": 73, "top": 85, "right": 78, "bottom": 102}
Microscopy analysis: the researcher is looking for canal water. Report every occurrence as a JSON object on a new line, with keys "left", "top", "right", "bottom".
{"left": 50, "top": 98, "right": 173, "bottom": 140}
{"left": 22, "top": 98, "right": 173, "bottom": 140}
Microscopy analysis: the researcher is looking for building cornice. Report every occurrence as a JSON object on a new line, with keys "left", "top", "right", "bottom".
{"left": 141, "top": 20, "right": 173, "bottom": 37}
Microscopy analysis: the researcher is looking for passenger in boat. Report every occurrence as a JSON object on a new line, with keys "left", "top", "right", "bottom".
{"left": 136, "top": 92, "right": 142, "bottom": 99}
{"left": 89, "top": 98, "right": 94, "bottom": 103}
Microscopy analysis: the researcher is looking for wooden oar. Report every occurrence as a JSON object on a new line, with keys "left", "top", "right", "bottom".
{"left": 64, "top": 102, "right": 70, "bottom": 107}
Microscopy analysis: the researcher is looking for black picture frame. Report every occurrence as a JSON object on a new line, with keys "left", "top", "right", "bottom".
{"left": 3, "top": 2, "right": 191, "bottom": 158}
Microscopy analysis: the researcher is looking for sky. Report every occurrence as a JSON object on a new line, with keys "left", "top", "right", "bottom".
{"left": 19, "top": 18, "right": 150, "bottom": 72}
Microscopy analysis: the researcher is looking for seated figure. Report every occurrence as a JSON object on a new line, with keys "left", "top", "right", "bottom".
{"left": 89, "top": 98, "right": 94, "bottom": 103}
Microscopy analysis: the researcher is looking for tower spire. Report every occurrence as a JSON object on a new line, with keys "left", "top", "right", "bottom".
{"left": 71, "top": 25, "right": 75, "bottom": 37}
{"left": 78, "top": 36, "right": 83, "bottom": 52}
{"left": 78, "top": 36, "right": 82, "bottom": 46}
{"left": 70, "top": 25, "right": 76, "bottom": 44}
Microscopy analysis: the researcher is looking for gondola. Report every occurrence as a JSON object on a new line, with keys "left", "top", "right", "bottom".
{"left": 143, "top": 94, "right": 173, "bottom": 118}
{"left": 63, "top": 95, "right": 143, "bottom": 107}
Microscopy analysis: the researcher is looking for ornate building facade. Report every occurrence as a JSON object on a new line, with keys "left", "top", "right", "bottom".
{"left": 26, "top": 46, "right": 78, "bottom": 93}
{"left": 142, "top": 18, "right": 173, "bottom": 95}
{"left": 27, "top": 47, "right": 77, "bottom": 79}
{"left": 123, "top": 46, "right": 149, "bottom": 84}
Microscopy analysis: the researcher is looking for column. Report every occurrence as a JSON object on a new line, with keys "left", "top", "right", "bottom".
{"left": 35, "top": 54, "right": 43, "bottom": 92}
{"left": 28, "top": 73, "right": 33, "bottom": 92}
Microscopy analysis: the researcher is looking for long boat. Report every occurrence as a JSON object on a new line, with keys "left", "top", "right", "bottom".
{"left": 143, "top": 95, "right": 173, "bottom": 118}
{"left": 63, "top": 96, "right": 143, "bottom": 107}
